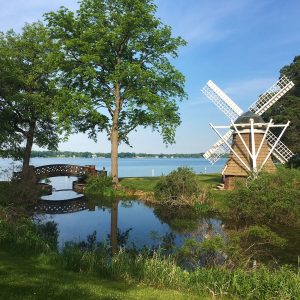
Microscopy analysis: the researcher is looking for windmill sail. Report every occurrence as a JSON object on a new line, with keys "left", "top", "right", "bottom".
{"left": 201, "top": 80, "right": 243, "bottom": 121}
{"left": 203, "top": 130, "right": 233, "bottom": 163}
{"left": 249, "top": 75, "right": 294, "bottom": 116}
{"left": 248, "top": 75, "right": 295, "bottom": 162}
{"left": 266, "top": 131, "right": 294, "bottom": 163}
{"left": 201, "top": 80, "right": 242, "bottom": 163}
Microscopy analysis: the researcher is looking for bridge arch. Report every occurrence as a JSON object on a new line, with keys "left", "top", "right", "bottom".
{"left": 13, "top": 164, "right": 105, "bottom": 182}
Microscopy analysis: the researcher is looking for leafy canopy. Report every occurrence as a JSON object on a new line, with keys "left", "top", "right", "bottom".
{"left": 45, "top": 0, "right": 187, "bottom": 144}
{"left": 0, "top": 23, "right": 66, "bottom": 160}
{"left": 265, "top": 56, "right": 300, "bottom": 154}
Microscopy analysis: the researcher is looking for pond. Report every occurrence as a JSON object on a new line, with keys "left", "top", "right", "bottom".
{"left": 35, "top": 176, "right": 224, "bottom": 251}
{"left": 34, "top": 176, "right": 300, "bottom": 266}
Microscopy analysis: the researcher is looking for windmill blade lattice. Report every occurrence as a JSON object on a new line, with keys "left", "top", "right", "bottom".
{"left": 266, "top": 131, "right": 294, "bottom": 163}
{"left": 201, "top": 80, "right": 243, "bottom": 163}
{"left": 201, "top": 80, "right": 243, "bottom": 121}
{"left": 249, "top": 75, "right": 294, "bottom": 116}
{"left": 203, "top": 130, "right": 232, "bottom": 163}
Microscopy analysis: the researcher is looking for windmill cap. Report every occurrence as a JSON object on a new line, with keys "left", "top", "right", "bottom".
{"left": 235, "top": 111, "right": 264, "bottom": 124}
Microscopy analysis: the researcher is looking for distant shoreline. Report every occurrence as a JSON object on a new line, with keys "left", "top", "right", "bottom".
{"left": 31, "top": 150, "right": 229, "bottom": 159}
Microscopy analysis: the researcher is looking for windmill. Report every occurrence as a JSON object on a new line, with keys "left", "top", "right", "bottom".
{"left": 201, "top": 75, "right": 294, "bottom": 189}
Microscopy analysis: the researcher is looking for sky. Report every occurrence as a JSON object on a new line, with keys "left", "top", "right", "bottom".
{"left": 0, "top": 0, "right": 299, "bottom": 153}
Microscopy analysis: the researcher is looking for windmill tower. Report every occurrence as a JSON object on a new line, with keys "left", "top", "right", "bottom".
{"left": 201, "top": 76, "right": 294, "bottom": 189}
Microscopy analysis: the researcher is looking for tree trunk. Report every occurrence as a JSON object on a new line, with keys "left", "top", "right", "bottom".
{"left": 111, "top": 83, "right": 121, "bottom": 184}
{"left": 22, "top": 120, "right": 36, "bottom": 180}
{"left": 111, "top": 127, "right": 119, "bottom": 184}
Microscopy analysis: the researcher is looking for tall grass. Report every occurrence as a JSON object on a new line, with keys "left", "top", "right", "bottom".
{"left": 57, "top": 244, "right": 300, "bottom": 299}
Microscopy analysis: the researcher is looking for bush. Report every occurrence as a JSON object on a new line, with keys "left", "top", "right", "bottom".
{"left": 84, "top": 175, "right": 115, "bottom": 197}
{"left": 0, "top": 181, "right": 42, "bottom": 207}
{"left": 227, "top": 168, "right": 300, "bottom": 226}
{"left": 0, "top": 207, "right": 58, "bottom": 253}
{"left": 154, "top": 167, "right": 208, "bottom": 205}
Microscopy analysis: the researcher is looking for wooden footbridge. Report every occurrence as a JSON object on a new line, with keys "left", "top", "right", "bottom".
{"left": 13, "top": 164, "right": 106, "bottom": 182}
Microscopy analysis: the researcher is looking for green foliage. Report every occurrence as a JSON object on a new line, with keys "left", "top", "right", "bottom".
{"left": 0, "top": 23, "right": 67, "bottom": 173}
{"left": 154, "top": 205, "right": 200, "bottom": 233}
{"left": 154, "top": 167, "right": 209, "bottom": 205}
{"left": 0, "top": 209, "right": 58, "bottom": 253}
{"left": 57, "top": 242, "right": 300, "bottom": 299}
{"left": 0, "top": 250, "right": 197, "bottom": 300}
{"left": 45, "top": 0, "right": 186, "bottom": 143}
{"left": 0, "top": 181, "right": 43, "bottom": 207}
{"left": 0, "top": 212, "right": 299, "bottom": 299}
{"left": 45, "top": 0, "right": 187, "bottom": 182}
{"left": 84, "top": 175, "right": 115, "bottom": 197}
{"left": 177, "top": 236, "right": 225, "bottom": 268}
{"left": 30, "top": 150, "right": 211, "bottom": 159}
{"left": 264, "top": 56, "right": 300, "bottom": 153}
{"left": 227, "top": 226, "right": 286, "bottom": 267}
{"left": 227, "top": 168, "right": 300, "bottom": 226}
{"left": 177, "top": 225, "right": 286, "bottom": 269}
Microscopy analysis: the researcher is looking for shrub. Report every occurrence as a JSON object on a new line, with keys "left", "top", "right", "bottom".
{"left": 84, "top": 175, "right": 114, "bottom": 197}
{"left": 0, "top": 208, "right": 58, "bottom": 253}
{"left": 227, "top": 168, "right": 300, "bottom": 226}
{"left": 0, "top": 181, "right": 42, "bottom": 207}
{"left": 177, "top": 225, "right": 286, "bottom": 269}
{"left": 154, "top": 167, "right": 207, "bottom": 205}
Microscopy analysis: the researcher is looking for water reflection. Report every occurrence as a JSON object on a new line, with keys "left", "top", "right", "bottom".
{"left": 35, "top": 197, "right": 223, "bottom": 253}
{"left": 35, "top": 175, "right": 224, "bottom": 253}
{"left": 110, "top": 199, "right": 118, "bottom": 253}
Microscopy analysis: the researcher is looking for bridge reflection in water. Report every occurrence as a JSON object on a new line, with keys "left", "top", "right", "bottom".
{"left": 35, "top": 194, "right": 119, "bottom": 253}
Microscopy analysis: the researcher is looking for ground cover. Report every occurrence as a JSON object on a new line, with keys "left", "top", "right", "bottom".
{"left": 120, "top": 173, "right": 221, "bottom": 192}
{"left": 0, "top": 249, "right": 202, "bottom": 300}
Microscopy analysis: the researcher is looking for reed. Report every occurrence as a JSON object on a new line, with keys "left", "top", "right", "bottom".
{"left": 58, "top": 244, "right": 300, "bottom": 299}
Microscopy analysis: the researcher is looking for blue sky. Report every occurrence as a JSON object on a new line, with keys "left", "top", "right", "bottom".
{"left": 0, "top": 0, "right": 299, "bottom": 153}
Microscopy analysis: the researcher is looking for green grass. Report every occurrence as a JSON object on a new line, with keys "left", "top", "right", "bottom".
{"left": 120, "top": 173, "right": 222, "bottom": 192}
{"left": 0, "top": 249, "right": 203, "bottom": 300}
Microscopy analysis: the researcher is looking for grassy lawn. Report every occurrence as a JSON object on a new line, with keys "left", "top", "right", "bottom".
{"left": 120, "top": 173, "right": 222, "bottom": 192}
{"left": 0, "top": 249, "right": 204, "bottom": 300}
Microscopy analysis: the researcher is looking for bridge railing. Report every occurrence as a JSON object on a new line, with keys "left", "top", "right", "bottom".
{"left": 12, "top": 164, "right": 106, "bottom": 182}
{"left": 34, "top": 164, "right": 86, "bottom": 179}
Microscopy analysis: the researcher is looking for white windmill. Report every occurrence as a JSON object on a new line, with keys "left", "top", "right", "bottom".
{"left": 201, "top": 75, "right": 294, "bottom": 189}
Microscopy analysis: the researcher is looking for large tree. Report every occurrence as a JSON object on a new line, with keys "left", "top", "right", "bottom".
{"left": 0, "top": 23, "right": 66, "bottom": 178}
{"left": 265, "top": 56, "right": 300, "bottom": 154}
{"left": 45, "top": 0, "right": 186, "bottom": 183}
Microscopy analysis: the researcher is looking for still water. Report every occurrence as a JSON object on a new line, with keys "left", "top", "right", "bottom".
{"left": 35, "top": 176, "right": 223, "bottom": 250}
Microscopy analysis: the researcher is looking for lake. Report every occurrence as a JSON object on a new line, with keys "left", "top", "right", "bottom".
{"left": 0, "top": 157, "right": 226, "bottom": 180}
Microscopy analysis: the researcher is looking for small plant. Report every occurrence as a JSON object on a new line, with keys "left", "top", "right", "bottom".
{"left": 154, "top": 167, "right": 207, "bottom": 205}
{"left": 84, "top": 175, "right": 114, "bottom": 197}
